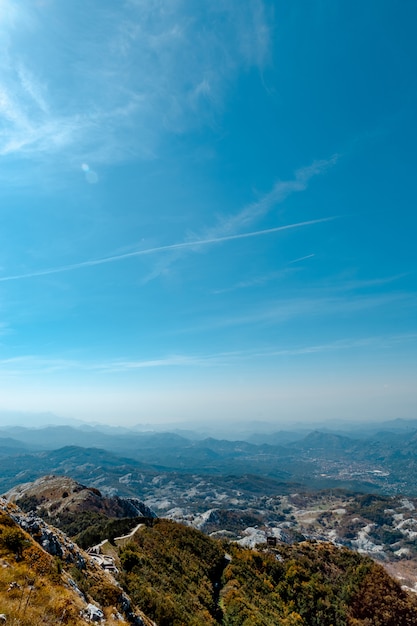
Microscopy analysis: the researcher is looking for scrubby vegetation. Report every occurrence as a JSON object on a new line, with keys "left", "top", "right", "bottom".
{"left": 120, "top": 519, "right": 226, "bottom": 625}
{"left": 116, "top": 518, "right": 417, "bottom": 626}
{"left": 52, "top": 510, "right": 154, "bottom": 549}
{"left": 0, "top": 509, "right": 150, "bottom": 625}
{"left": 0, "top": 511, "right": 87, "bottom": 625}
{"left": 346, "top": 494, "right": 393, "bottom": 525}
{"left": 2, "top": 497, "right": 417, "bottom": 626}
{"left": 221, "top": 541, "right": 417, "bottom": 625}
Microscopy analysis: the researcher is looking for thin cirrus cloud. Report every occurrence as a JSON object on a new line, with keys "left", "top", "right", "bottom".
{"left": 1, "top": 334, "right": 415, "bottom": 377}
{"left": 0, "top": 217, "right": 334, "bottom": 283}
{"left": 76, "top": 334, "right": 417, "bottom": 373}
{"left": 212, "top": 255, "right": 316, "bottom": 294}
{"left": 211, "top": 270, "right": 292, "bottom": 295}
{"left": 16, "top": 63, "right": 49, "bottom": 115}
{"left": 256, "top": 333, "right": 417, "bottom": 358}
{"left": 140, "top": 156, "right": 338, "bottom": 283}
{"left": 202, "top": 156, "right": 338, "bottom": 239}
{"left": 183, "top": 291, "right": 417, "bottom": 333}
{"left": 0, "top": 66, "right": 93, "bottom": 157}
{"left": 0, "top": 1, "right": 271, "bottom": 163}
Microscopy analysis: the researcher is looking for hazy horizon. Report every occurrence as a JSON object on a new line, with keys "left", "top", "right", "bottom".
{"left": 0, "top": 1, "right": 416, "bottom": 426}
{"left": 0, "top": 408, "right": 416, "bottom": 435}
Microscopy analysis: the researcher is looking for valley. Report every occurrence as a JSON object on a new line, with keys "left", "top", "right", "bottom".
{"left": 1, "top": 420, "right": 417, "bottom": 615}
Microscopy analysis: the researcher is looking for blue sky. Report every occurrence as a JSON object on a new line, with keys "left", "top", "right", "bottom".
{"left": 0, "top": 0, "right": 416, "bottom": 426}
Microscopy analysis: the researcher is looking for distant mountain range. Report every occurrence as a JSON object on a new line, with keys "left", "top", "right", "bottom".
{"left": 1, "top": 412, "right": 417, "bottom": 435}
{"left": 0, "top": 422, "right": 416, "bottom": 495}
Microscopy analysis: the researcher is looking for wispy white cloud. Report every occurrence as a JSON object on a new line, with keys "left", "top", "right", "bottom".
{"left": 93, "top": 354, "right": 225, "bottom": 372}
{"left": 140, "top": 155, "right": 337, "bottom": 283}
{"left": 212, "top": 254, "right": 315, "bottom": 294}
{"left": 0, "top": 352, "right": 245, "bottom": 378}
{"left": 1, "top": 333, "right": 415, "bottom": 377}
{"left": 252, "top": 333, "right": 417, "bottom": 358}
{"left": 85, "top": 334, "right": 417, "bottom": 372}
{"left": 0, "top": 355, "right": 82, "bottom": 376}
{"left": 212, "top": 270, "right": 292, "bottom": 295}
{"left": 338, "top": 274, "right": 410, "bottom": 291}
{"left": 0, "top": 217, "right": 334, "bottom": 282}
{"left": 200, "top": 156, "right": 338, "bottom": 239}
{"left": 0, "top": 1, "right": 272, "bottom": 164}
{"left": 184, "top": 291, "right": 417, "bottom": 332}
{"left": 17, "top": 64, "right": 49, "bottom": 114}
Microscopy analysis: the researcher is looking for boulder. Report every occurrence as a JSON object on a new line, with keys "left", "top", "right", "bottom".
{"left": 83, "top": 603, "right": 104, "bottom": 622}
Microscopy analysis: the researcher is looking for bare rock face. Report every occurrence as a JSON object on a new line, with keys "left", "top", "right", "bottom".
{"left": 82, "top": 603, "right": 104, "bottom": 622}
{"left": 0, "top": 497, "right": 86, "bottom": 567}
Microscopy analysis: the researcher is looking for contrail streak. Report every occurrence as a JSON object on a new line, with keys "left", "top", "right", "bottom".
{"left": 0, "top": 217, "right": 335, "bottom": 282}
{"left": 289, "top": 253, "right": 316, "bottom": 264}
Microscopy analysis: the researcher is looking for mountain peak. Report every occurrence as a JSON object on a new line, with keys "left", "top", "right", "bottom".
{"left": 5, "top": 474, "right": 154, "bottom": 520}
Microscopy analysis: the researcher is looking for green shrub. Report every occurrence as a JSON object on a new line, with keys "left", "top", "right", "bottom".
{"left": 0, "top": 526, "right": 28, "bottom": 557}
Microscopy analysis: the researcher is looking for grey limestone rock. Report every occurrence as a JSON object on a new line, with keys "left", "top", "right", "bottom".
{"left": 83, "top": 603, "right": 104, "bottom": 622}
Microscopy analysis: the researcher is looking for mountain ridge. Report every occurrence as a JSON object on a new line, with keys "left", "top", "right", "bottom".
{"left": 3, "top": 488, "right": 417, "bottom": 625}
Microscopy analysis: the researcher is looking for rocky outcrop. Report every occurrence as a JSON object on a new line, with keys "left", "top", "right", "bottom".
{"left": 0, "top": 497, "right": 154, "bottom": 625}
{"left": 82, "top": 603, "right": 104, "bottom": 622}
{"left": 5, "top": 475, "right": 155, "bottom": 520}
{"left": 1, "top": 497, "right": 86, "bottom": 567}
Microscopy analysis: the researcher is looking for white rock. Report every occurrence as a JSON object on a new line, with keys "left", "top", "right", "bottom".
{"left": 84, "top": 603, "right": 104, "bottom": 622}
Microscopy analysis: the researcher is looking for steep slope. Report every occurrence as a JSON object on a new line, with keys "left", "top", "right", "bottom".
{"left": 222, "top": 541, "right": 417, "bottom": 625}
{"left": 118, "top": 518, "right": 417, "bottom": 626}
{"left": 120, "top": 519, "right": 226, "bottom": 625}
{"left": 4, "top": 475, "right": 156, "bottom": 551}
{"left": 1, "top": 487, "right": 416, "bottom": 625}
{"left": 0, "top": 498, "right": 154, "bottom": 625}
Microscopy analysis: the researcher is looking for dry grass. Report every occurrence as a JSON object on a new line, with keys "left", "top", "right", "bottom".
{"left": 0, "top": 564, "right": 84, "bottom": 625}
{"left": 0, "top": 565, "right": 129, "bottom": 625}
{"left": 0, "top": 512, "right": 131, "bottom": 625}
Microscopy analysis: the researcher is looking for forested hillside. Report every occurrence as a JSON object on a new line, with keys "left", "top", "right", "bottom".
{"left": 118, "top": 519, "right": 417, "bottom": 626}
